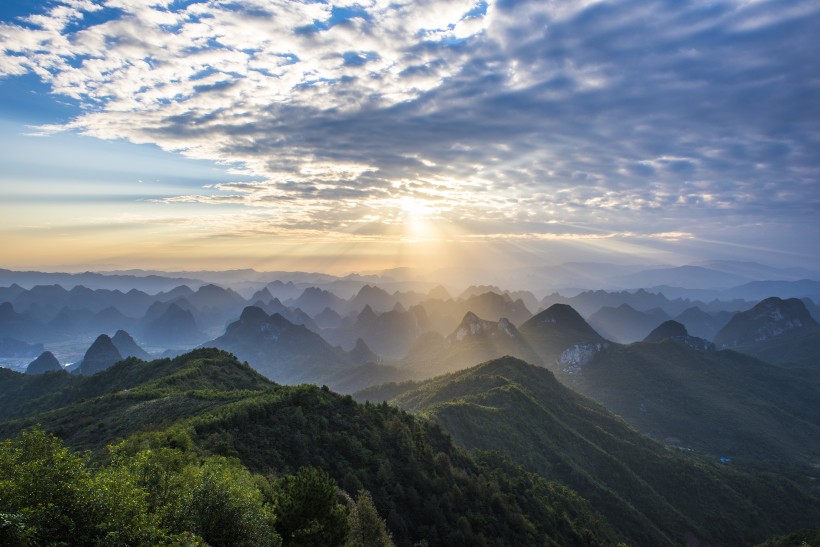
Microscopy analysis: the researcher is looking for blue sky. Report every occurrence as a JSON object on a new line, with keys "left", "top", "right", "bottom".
{"left": 0, "top": 0, "right": 818, "bottom": 273}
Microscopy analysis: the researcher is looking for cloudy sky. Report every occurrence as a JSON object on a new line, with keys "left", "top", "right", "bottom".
{"left": 0, "top": 0, "right": 818, "bottom": 274}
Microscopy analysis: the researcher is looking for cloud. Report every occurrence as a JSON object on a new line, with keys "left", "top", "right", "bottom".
{"left": 1, "top": 0, "right": 818, "bottom": 248}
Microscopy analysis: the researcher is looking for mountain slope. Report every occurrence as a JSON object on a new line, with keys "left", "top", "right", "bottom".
{"left": 0, "top": 349, "right": 618, "bottom": 547}
{"left": 714, "top": 297, "right": 820, "bottom": 367}
{"left": 566, "top": 341, "right": 820, "bottom": 468}
{"left": 358, "top": 357, "right": 820, "bottom": 547}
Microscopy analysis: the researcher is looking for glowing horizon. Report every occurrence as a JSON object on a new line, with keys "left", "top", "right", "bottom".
{"left": 1, "top": 1, "right": 818, "bottom": 274}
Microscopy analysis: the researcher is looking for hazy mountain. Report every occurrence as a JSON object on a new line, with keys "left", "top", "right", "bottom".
{"left": 400, "top": 312, "right": 540, "bottom": 377}
{"left": 203, "top": 306, "right": 354, "bottom": 385}
{"left": 25, "top": 351, "right": 63, "bottom": 375}
{"left": 0, "top": 301, "right": 43, "bottom": 342}
{"left": 313, "top": 306, "right": 342, "bottom": 329}
{"left": 324, "top": 304, "right": 428, "bottom": 359}
{"left": 287, "top": 287, "right": 345, "bottom": 316}
{"left": 563, "top": 341, "right": 820, "bottom": 468}
{"left": 642, "top": 320, "right": 715, "bottom": 351}
{"left": 418, "top": 291, "right": 532, "bottom": 335}
{"left": 357, "top": 356, "right": 820, "bottom": 546}
{"left": 713, "top": 297, "right": 820, "bottom": 368}
{"left": 0, "top": 268, "right": 205, "bottom": 292}
{"left": 673, "top": 306, "right": 733, "bottom": 341}
{"left": 613, "top": 265, "right": 752, "bottom": 289}
{"left": 348, "top": 284, "right": 395, "bottom": 313}
{"left": 722, "top": 279, "right": 820, "bottom": 302}
{"left": 588, "top": 304, "right": 670, "bottom": 343}
{"left": 139, "top": 302, "right": 207, "bottom": 347}
{"left": 110, "top": 330, "right": 152, "bottom": 360}
{"left": 76, "top": 334, "right": 123, "bottom": 376}
{"left": 518, "top": 304, "right": 607, "bottom": 372}
{"left": 0, "top": 337, "right": 44, "bottom": 358}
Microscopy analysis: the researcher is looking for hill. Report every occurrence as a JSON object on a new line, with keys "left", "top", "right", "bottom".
{"left": 565, "top": 341, "right": 820, "bottom": 469}
{"left": 0, "top": 349, "right": 618, "bottom": 546}
{"left": 714, "top": 297, "right": 820, "bottom": 368}
{"left": 356, "top": 357, "right": 820, "bottom": 546}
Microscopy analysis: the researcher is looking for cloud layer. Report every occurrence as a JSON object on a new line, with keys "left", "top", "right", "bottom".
{"left": 1, "top": 0, "right": 819, "bottom": 265}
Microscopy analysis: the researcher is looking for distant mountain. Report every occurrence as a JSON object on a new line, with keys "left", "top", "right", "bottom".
{"left": 326, "top": 304, "right": 428, "bottom": 359}
{"left": 348, "top": 284, "right": 395, "bottom": 313}
{"left": 713, "top": 297, "right": 820, "bottom": 368}
{"left": 0, "top": 337, "right": 44, "bottom": 358}
{"left": 0, "top": 301, "right": 42, "bottom": 341}
{"left": 139, "top": 302, "right": 207, "bottom": 347}
{"left": 0, "top": 268, "right": 205, "bottom": 292}
{"left": 418, "top": 291, "right": 532, "bottom": 335}
{"left": 399, "top": 311, "right": 540, "bottom": 378}
{"left": 588, "top": 303, "right": 670, "bottom": 343}
{"left": 313, "top": 306, "right": 342, "bottom": 329}
{"left": 111, "top": 330, "right": 152, "bottom": 360}
{"left": 287, "top": 287, "right": 345, "bottom": 316}
{"left": 723, "top": 279, "right": 820, "bottom": 302}
{"left": 673, "top": 306, "right": 733, "bottom": 341}
{"left": 563, "top": 341, "right": 820, "bottom": 467}
{"left": 613, "top": 265, "right": 752, "bottom": 290}
{"left": 25, "top": 351, "right": 63, "bottom": 375}
{"left": 357, "top": 356, "right": 820, "bottom": 546}
{"left": 643, "top": 320, "right": 715, "bottom": 351}
{"left": 76, "top": 334, "right": 123, "bottom": 376}
{"left": 202, "top": 306, "right": 355, "bottom": 385}
{"left": 518, "top": 304, "right": 606, "bottom": 369}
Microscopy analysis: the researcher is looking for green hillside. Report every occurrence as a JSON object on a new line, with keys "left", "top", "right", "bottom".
{"left": 567, "top": 341, "right": 820, "bottom": 469}
{"left": 359, "top": 356, "right": 820, "bottom": 546}
{"left": 0, "top": 349, "right": 617, "bottom": 547}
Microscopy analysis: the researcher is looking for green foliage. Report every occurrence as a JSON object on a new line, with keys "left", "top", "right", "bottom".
{"left": 273, "top": 467, "right": 348, "bottom": 547}
{"left": 346, "top": 490, "right": 395, "bottom": 547}
{"left": 0, "top": 428, "right": 282, "bottom": 546}
{"left": 383, "top": 356, "right": 820, "bottom": 546}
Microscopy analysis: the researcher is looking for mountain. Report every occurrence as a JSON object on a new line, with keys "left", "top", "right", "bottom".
{"left": 588, "top": 303, "right": 670, "bottom": 343}
{"left": 139, "top": 302, "right": 207, "bottom": 347}
{"left": 723, "top": 279, "right": 820, "bottom": 302}
{"left": 518, "top": 304, "right": 607, "bottom": 370}
{"left": 328, "top": 304, "right": 428, "bottom": 359}
{"left": 673, "top": 306, "right": 733, "bottom": 340}
{"left": 313, "top": 306, "right": 342, "bottom": 328}
{"left": 713, "top": 297, "right": 820, "bottom": 368}
{"left": 203, "top": 306, "right": 357, "bottom": 386}
{"left": 400, "top": 312, "right": 540, "bottom": 378}
{"left": 0, "top": 268, "right": 205, "bottom": 292}
{"left": 76, "top": 334, "right": 123, "bottom": 376}
{"left": 0, "top": 349, "right": 618, "bottom": 546}
{"left": 25, "top": 351, "right": 63, "bottom": 375}
{"left": 562, "top": 341, "right": 820, "bottom": 468}
{"left": 348, "top": 284, "right": 395, "bottom": 313}
{"left": 287, "top": 287, "right": 345, "bottom": 316}
{"left": 643, "top": 320, "right": 715, "bottom": 351}
{"left": 111, "top": 330, "right": 152, "bottom": 360}
{"left": 0, "top": 337, "right": 44, "bottom": 358}
{"left": 357, "top": 356, "right": 820, "bottom": 546}
{"left": 0, "top": 301, "right": 42, "bottom": 341}
{"left": 614, "top": 265, "right": 752, "bottom": 289}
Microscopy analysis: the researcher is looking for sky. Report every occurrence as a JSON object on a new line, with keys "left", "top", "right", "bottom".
{"left": 0, "top": 0, "right": 818, "bottom": 275}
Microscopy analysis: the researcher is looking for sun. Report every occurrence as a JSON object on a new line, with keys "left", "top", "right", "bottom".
{"left": 397, "top": 196, "right": 437, "bottom": 239}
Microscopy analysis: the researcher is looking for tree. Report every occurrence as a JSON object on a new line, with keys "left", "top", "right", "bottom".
{"left": 346, "top": 490, "right": 394, "bottom": 547}
{"left": 274, "top": 467, "right": 349, "bottom": 547}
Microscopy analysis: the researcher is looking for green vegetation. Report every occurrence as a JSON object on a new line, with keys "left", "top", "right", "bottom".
{"left": 568, "top": 341, "right": 820, "bottom": 469}
{"left": 0, "top": 349, "right": 616, "bottom": 546}
{"left": 363, "top": 356, "right": 820, "bottom": 546}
